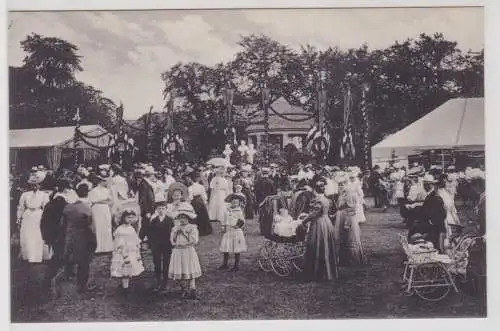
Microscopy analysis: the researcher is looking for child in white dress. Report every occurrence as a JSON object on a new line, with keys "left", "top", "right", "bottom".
{"left": 273, "top": 208, "right": 303, "bottom": 237}
{"left": 218, "top": 193, "right": 247, "bottom": 271}
{"left": 110, "top": 208, "right": 144, "bottom": 297}
{"left": 168, "top": 202, "right": 202, "bottom": 299}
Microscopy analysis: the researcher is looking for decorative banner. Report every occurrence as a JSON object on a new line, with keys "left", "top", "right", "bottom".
{"left": 224, "top": 88, "right": 235, "bottom": 125}
{"left": 318, "top": 90, "right": 327, "bottom": 130}
{"left": 361, "top": 87, "right": 370, "bottom": 169}
{"left": 340, "top": 86, "right": 355, "bottom": 160}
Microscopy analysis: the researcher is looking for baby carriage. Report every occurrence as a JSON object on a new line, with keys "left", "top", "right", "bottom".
{"left": 257, "top": 195, "right": 308, "bottom": 277}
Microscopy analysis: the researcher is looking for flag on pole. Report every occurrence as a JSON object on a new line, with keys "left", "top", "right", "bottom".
{"left": 306, "top": 125, "right": 320, "bottom": 146}
{"left": 340, "top": 87, "right": 355, "bottom": 160}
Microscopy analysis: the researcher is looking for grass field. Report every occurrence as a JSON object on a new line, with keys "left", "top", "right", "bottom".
{"left": 11, "top": 202, "right": 486, "bottom": 322}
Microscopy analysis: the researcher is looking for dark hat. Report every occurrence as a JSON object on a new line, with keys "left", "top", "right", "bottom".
{"left": 155, "top": 200, "right": 168, "bottom": 208}
{"left": 225, "top": 193, "right": 246, "bottom": 204}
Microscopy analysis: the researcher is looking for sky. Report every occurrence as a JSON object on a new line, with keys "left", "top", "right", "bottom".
{"left": 8, "top": 7, "right": 484, "bottom": 120}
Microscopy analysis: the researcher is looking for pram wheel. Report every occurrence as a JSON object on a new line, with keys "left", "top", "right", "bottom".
{"left": 271, "top": 257, "right": 292, "bottom": 277}
{"left": 258, "top": 241, "right": 274, "bottom": 272}
{"left": 413, "top": 264, "right": 452, "bottom": 301}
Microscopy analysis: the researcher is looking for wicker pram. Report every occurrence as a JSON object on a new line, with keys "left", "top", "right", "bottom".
{"left": 257, "top": 195, "right": 307, "bottom": 276}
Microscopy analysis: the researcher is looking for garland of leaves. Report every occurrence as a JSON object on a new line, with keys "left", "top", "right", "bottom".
{"left": 75, "top": 130, "right": 118, "bottom": 149}
{"left": 120, "top": 118, "right": 149, "bottom": 132}
{"left": 268, "top": 104, "right": 315, "bottom": 122}
{"left": 77, "top": 128, "right": 113, "bottom": 139}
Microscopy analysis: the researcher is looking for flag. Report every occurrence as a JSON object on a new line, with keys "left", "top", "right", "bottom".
{"left": 322, "top": 127, "right": 331, "bottom": 154}
{"left": 306, "top": 125, "right": 320, "bottom": 146}
{"left": 340, "top": 87, "right": 355, "bottom": 160}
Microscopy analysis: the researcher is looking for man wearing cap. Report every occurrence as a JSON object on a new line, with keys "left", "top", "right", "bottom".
{"left": 408, "top": 174, "right": 447, "bottom": 252}
{"left": 137, "top": 166, "right": 156, "bottom": 240}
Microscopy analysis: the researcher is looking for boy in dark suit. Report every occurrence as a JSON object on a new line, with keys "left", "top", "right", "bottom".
{"left": 145, "top": 201, "right": 175, "bottom": 293}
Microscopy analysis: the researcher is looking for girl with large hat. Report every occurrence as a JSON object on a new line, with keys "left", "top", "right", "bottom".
{"left": 17, "top": 170, "right": 50, "bottom": 263}
{"left": 89, "top": 167, "right": 114, "bottom": 253}
{"left": 218, "top": 192, "right": 247, "bottom": 271}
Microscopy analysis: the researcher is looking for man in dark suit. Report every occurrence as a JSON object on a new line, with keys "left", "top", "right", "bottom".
{"left": 61, "top": 183, "right": 97, "bottom": 293}
{"left": 416, "top": 175, "right": 447, "bottom": 252}
{"left": 138, "top": 166, "right": 156, "bottom": 241}
{"left": 254, "top": 167, "right": 277, "bottom": 207}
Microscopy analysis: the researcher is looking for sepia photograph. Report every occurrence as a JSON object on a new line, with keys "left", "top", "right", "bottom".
{"left": 7, "top": 3, "right": 487, "bottom": 324}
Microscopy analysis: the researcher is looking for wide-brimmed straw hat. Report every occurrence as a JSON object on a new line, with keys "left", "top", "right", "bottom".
{"left": 225, "top": 192, "right": 247, "bottom": 204}
{"left": 167, "top": 182, "right": 189, "bottom": 200}
{"left": 173, "top": 202, "right": 197, "bottom": 220}
{"left": 423, "top": 174, "right": 437, "bottom": 183}
{"left": 27, "top": 171, "right": 46, "bottom": 185}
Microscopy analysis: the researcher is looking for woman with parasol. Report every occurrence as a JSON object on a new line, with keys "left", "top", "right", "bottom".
{"left": 207, "top": 163, "right": 231, "bottom": 223}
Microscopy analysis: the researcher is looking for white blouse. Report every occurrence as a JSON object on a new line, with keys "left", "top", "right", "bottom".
{"left": 189, "top": 182, "right": 208, "bottom": 204}
{"left": 17, "top": 190, "right": 49, "bottom": 219}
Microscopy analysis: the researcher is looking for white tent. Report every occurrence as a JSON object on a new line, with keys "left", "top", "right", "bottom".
{"left": 371, "top": 97, "right": 484, "bottom": 164}
{"left": 10, "top": 125, "right": 112, "bottom": 170}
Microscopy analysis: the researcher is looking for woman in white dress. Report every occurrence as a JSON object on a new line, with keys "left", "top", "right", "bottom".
{"left": 208, "top": 166, "right": 230, "bottom": 222}
{"left": 17, "top": 171, "right": 50, "bottom": 263}
{"left": 89, "top": 174, "right": 114, "bottom": 253}
{"left": 109, "top": 164, "right": 130, "bottom": 225}
{"left": 348, "top": 171, "right": 366, "bottom": 224}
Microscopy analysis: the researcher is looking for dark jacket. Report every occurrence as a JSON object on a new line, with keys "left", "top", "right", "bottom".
{"left": 138, "top": 178, "right": 155, "bottom": 217}
{"left": 40, "top": 195, "right": 68, "bottom": 249}
{"left": 62, "top": 200, "right": 96, "bottom": 264}
{"left": 145, "top": 215, "right": 175, "bottom": 251}
{"left": 421, "top": 190, "right": 447, "bottom": 250}
{"left": 255, "top": 176, "right": 277, "bottom": 206}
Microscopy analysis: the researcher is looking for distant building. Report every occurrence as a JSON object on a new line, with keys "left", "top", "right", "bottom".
{"left": 245, "top": 97, "right": 315, "bottom": 150}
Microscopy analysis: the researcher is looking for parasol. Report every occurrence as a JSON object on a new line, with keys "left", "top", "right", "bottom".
{"left": 206, "top": 157, "right": 229, "bottom": 167}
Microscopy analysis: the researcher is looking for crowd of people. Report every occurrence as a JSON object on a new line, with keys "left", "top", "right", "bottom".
{"left": 9, "top": 158, "right": 486, "bottom": 299}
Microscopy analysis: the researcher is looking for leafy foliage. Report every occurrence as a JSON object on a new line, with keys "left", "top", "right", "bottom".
{"left": 161, "top": 32, "right": 483, "bottom": 164}
{"left": 9, "top": 33, "right": 118, "bottom": 130}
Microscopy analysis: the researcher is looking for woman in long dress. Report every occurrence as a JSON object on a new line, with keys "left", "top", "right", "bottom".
{"left": 208, "top": 166, "right": 230, "bottom": 222}
{"left": 187, "top": 172, "right": 213, "bottom": 236}
{"left": 109, "top": 164, "right": 130, "bottom": 226}
{"left": 335, "top": 175, "right": 366, "bottom": 266}
{"left": 301, "top": 176, "right": 339, "bottom": 281}
{"left": 17, "top": 172, "right": 50, "bottom": 263}
{"left": 89, "top": 175, "right": 114, "bottom": 253}
{"left": 348, "top": 172, "right": 366, "bottom": 224}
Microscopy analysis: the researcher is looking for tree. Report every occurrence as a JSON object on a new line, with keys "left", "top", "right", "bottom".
{"left": 9, "top": 34, "right": 118, "bottom": 130}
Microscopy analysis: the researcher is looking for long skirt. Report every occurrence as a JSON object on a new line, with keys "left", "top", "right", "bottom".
{"left": 220, "top": 228, "right": 247, "bottom": 253}
{"left": 20, "top": 209, "right": 44, "bottom": 263}
{"left": 208, "top": 190, "right": 227, "bottom": 222}
{"left": 242, "top": 186, "right": 254, "bottom": 219}
{"left": 335, "top": 210, "right": 366, "bottom": 266}
{"left": 92, "top": 204, "right": 113, "bottom": 253}
{"left": 191, "top": 196, "right": 213, "bottom": 236}
{"left": 168, "top": 246, "right": 202, "bottom": 280}
{"left": 355, "top": 202, "right": 366, "bottom": 224}
{"left": 303, "top": 215, "right": 339, "bottom": 281}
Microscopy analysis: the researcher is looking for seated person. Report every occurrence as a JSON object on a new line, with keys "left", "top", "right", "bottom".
{"left": 273, "top": 208, "right": 303, "bottom": 237}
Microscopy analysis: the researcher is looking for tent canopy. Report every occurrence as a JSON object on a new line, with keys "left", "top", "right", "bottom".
{"left": 371, "top": 97, "right": 484, "bottom": 161}
{"left": 10, "top": 125, "right": 109, "bottom": 149}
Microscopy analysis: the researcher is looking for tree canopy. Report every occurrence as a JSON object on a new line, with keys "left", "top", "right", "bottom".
{"left": 161, "top": 33, "right": 484, "bottom": 163}
{"left": 9, "top": 33, "right": 119, "bottom": 130}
